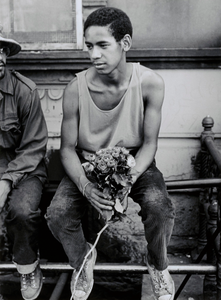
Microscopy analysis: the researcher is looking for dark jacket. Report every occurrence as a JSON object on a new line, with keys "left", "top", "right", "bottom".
{"left": 0, "top": 68, "right": 48, "bottom": 187}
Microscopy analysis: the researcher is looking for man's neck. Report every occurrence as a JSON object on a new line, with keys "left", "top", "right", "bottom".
{"left": 92, "top": 62, "right": 132, "bottom": 88}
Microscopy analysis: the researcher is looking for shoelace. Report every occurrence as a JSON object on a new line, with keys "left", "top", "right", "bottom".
{"left": 158, "top": 271, "right": 171, "bottom": 292}
{"left": 150, "top": 267, "right": 161, "bottom": 294}
{"left": 21, "top": 271, "right": 37, "bottom": 290}
{"left": 30, "top": 272, "right": 37, "bottom": 288}
{"left": 21, "top": 274, "right": 28, "bottom": 290}
{"left": 150, "top": 266, "right": 170, "bottom": 295}
{"left": 75, "top": 260, "right": 89, "bottom": 291}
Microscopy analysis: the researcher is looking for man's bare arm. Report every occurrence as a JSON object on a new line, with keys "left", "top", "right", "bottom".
{"left": 60, "top": 78, "right": 114, "bottom": 213}
{"left": 130, "top": 67, "right": 165, "bottom": 182}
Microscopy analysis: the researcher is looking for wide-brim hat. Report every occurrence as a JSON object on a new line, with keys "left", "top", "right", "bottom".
{"left": 0, "top": 28, "right": 21, "bottom": 57}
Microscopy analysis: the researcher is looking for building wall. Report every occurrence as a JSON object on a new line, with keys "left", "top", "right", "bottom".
{"left": 108, "top": 0, "right": 221, "bottom": 49}
{"left": 157, "top": 68, "right": 221, "bottom": 179}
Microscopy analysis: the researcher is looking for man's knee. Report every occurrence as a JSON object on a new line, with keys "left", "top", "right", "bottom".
{"left": 45, "top": 205, "right": 61, "bottom": 229}
{"left": 7, "top": 204, "right": 41, "bottom": 222}
{"left": 139, "top": 193, "right": 175, "bottom": 225}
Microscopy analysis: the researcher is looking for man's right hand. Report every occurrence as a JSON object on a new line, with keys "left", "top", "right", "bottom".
{"left": 0, "top": 180, "right": 12, "bottom": 213}
{"left": 83, "top": 182, "right": 115, "bottom": 215}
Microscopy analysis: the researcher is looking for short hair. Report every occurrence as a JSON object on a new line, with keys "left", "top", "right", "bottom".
{"left": 84, "top": 7, "right": 133, "bottom": 42}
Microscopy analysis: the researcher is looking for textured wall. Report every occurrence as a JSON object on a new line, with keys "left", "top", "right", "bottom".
{"left": 108, "top": 0, "right": 221, "bottom": 49}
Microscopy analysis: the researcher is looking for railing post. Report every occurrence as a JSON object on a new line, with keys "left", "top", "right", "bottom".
{"left": 199, "top": 116, "right": 215, "bottom": 251}
{"left": 216, "top": 185, "right": 221, "bottom": 300}
{"left": 200, "top": 116, "right": 218, "bottom": 298}
{"left": 204, "top": 199, "right": 218, "bottom": 299}
{"left": 217, "top": 186, "right": 221, "bottom": 300}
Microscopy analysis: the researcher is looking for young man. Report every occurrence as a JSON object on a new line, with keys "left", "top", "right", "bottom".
{"left": 0, "top": 29, "right": 48, "bottom": 299}
{"left": 46, "top": 7, "right": 176, "bottom": 300}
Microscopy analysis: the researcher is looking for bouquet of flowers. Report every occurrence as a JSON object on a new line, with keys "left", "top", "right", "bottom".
{"left": 82, "top": 146, "right": 136, "bottom": 221}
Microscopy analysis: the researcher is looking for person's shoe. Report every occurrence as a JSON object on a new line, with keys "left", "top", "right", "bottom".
{"left": 146, "top": 261, "right": 175, "bottom": 300}
{"left": 20, "top": 265, "right": 43, "bottom": 300}
{"left": 70, "top": 243, "right": 97, "bottom": 300}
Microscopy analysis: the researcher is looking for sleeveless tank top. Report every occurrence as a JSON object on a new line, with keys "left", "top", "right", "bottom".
{"left": 76, "top": 63, "right": 144, "bottom": 158}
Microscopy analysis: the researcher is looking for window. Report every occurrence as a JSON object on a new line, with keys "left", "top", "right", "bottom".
{"left": 0, "top": 0, "right": 83, "bottom": 50}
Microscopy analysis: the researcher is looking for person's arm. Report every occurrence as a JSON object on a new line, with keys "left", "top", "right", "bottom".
{"left": 1, "top": 87, "right": 48, "bottom": 187}
{"left": 130, "top": 67, "right": 165, "bottom": 183}
{"left": 60, "top": 78, "right": 114, "bottom": 214}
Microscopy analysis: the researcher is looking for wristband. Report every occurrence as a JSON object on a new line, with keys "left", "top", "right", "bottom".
{"left": 82, "top": 181, "right": 91, "bottom": 197}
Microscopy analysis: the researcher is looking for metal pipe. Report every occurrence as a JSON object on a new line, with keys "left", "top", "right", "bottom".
{"left": 49, "top": 273, "right": 69, "bottom": 300}
{"left": 0, "top": 262, "right": 216, "bottom": 274}
{"left": 45, "top": 178, "right": 221, "bottom": 193}
{"left": 166, "top": 178, "right": 221, "bottom": 190}
{"left": 204, "top": 136, "right": 221, "bottom": 172}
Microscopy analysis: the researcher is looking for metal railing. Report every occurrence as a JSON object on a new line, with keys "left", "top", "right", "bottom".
{"left": 171, "top": 116, "right": 221, "bottom": 299}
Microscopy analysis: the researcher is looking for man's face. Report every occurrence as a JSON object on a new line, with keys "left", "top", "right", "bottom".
{"left": 0, "top": 45, "right": 8, "bottom": 79}
{"left": 84, "top": 25, "right": 124, "bottom": 75}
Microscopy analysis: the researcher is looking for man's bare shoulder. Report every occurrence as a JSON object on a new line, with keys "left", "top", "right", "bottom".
{"left": 64, "top": 76, "right": 78, "bottom": 97}
{"left": 63, "top": 77, "right": 79, "bottom": 114}
{"left": 139, "top": 65, "right": 164, "bottom": 101}
{"left": 139, "top": 65, "right": 164, "bottom": 89}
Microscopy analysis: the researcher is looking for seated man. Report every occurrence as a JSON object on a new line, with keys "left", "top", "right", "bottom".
{"left": 0, "top": 29, "right": 48, "bottom": 300}
{"left": 46, "top": 7, "right": 176, "bottom": 300}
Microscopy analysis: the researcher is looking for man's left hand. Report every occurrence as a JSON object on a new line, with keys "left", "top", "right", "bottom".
{"left": 0, "top": 180, "right": 12, "bottom": 213}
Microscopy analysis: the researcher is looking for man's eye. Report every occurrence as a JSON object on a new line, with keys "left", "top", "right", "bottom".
{"left": 86, "top": 44, "right": 92, "bottom": 50}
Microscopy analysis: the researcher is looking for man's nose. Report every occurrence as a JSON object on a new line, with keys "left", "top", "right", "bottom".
{"left": 91, "top": 47, "right": 101, "bottom": 59}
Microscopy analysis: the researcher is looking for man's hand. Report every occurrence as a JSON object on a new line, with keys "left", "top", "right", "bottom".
{"left": 84, "top": 182, "right": 115, "bottom": 215}
{"left": 0, "top": 180, "right": 12, "bottom": 213}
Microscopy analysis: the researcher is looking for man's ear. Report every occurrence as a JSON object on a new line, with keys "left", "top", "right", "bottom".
{"left": 121, "top": 34, "right": 132, "bottom": 52}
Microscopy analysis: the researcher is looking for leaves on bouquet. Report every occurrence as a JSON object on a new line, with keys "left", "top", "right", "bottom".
{"left": 102, "top": 209, "right": 114, "bottom": 222}
{"left": 114, "top": 198, "right": 124, "bottom": 214}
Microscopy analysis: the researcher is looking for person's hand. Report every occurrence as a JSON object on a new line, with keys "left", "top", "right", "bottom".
{"left": 84, "top": 182, "right": 115, "bottom": 215}
{"left": 0, "top": 180, "right": 12, "bottom": 213}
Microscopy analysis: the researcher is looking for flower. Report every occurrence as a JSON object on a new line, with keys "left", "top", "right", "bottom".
{"left": 107, "top": 159, "right": 116, "bottom": 167}
{"left": 82, "top": 147, "right": 136, "bottom": 222}
{"left": 82, "top": 162, "right": 94, "bottom": 173}
{"left": 127, "top": 154, "right": 136, "bottom": 168}
{"left": 111, "top": 147, "right": 121, "bottom": 158}
{"left": 84, "top": 153, "right": 96, "bottom": 161}
{"left": 97, "top": 161, "right": 109, "bottom": 173}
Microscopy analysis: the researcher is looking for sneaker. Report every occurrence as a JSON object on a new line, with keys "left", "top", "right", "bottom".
{"left": 146, "top": 261, "right": 175, "bottom": 300}
{"left": 20, "top": 265, "right": 43, "bottom": 300}
{"left": 70, "top": 243, "right": 97, "bottom": 300}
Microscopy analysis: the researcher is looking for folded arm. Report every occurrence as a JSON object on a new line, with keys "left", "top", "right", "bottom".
{"left": 1, "top": 89, "right": 48, "bottom": 187}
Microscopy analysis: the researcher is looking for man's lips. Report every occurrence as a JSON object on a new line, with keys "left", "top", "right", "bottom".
{"left": 93, "top": 62, "right": 105, "bottom": 68}
{"left": 93, "top": 62, "right": 105, "bottom": 66}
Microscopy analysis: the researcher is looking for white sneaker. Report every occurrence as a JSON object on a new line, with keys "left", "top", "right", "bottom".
{"left": 70, "top": 243, "right": 97, "bottom": 300}
{"left": 147, "top": 261, "right": 175, "bottom": 300}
